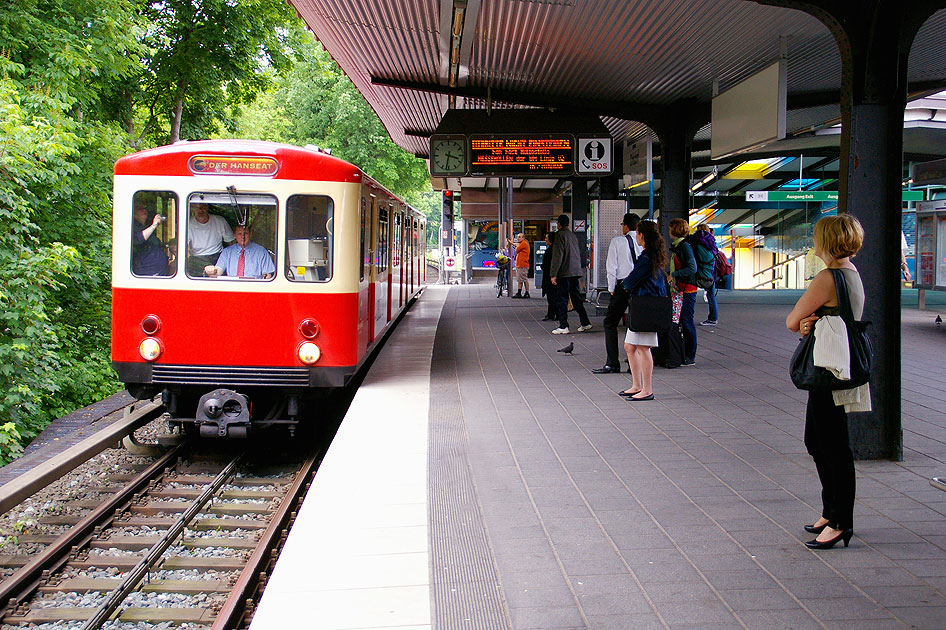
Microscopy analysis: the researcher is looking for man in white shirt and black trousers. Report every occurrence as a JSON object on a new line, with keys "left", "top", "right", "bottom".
{"left": 593, "top": 213, "right": 643, "bottom": 374}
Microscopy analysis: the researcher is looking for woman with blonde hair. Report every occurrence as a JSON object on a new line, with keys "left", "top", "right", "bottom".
{"left": 786, "top": 214, "right": 865, "bottom": 549}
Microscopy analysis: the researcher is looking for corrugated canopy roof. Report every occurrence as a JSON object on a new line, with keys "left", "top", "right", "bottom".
{"left": 289, "top": 0, "right": 946, "bottom": 192}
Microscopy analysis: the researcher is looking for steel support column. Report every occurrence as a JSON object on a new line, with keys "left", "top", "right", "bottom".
{"left": 570, "top": 178, "right": 590, "bottom": 273}
{"left": 652, "top": 105, "right": 702, "bottom": 244}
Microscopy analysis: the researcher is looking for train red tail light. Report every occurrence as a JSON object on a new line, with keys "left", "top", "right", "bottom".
{"left": 141, "top": 315, "right": 162, "bottom": 335}
{"left": 299, "top": 318, "right": 320, "bottom": 339}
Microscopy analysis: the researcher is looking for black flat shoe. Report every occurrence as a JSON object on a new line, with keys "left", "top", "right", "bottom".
{"left": 628, "top": 393, "right": 655, "bottom": 401}
{"left": 593, "top": 366, "right": 621, "bottom": 374}
{"left": 805, "top": 529, "right": 853, "bottom": 549}
{"left": 804, "top": 522, "right": 828, "bottom": 534}
{"left": 617, "top": 389, "right": 641, "bottom": 397}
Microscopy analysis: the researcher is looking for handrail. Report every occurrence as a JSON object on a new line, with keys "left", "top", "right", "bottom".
{"left": 752, "top": 252, "right": 805, "bottom": 277}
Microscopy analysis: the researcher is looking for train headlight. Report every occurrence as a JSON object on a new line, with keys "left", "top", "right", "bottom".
{"left": 140, "top": 315, "right": 162, "bottom": 335}
{"left": 299, "top": 318, "right": 320, "bottom": 339}
{"left": 138, "top": 337, "right": 163, "bottom": 362}
{"left": 298, "top": 342, "right": 321, "bottom": 365}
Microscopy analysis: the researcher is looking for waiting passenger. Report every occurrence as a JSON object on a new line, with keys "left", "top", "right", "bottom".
{"left": 204, "top": 225, "right": 275, "bottom": 279}
{"left": 187, "top": 203, "right": 234, "bottom": 276}
{"left": 668, "top": 218, "right": 698, "bottom": 366}
{"left": 131, "top": 205, "right": 169, "bottom": 276}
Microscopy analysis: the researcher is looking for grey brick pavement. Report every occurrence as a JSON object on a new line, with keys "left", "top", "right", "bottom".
{"left": 429, "top": 280, "right": 946, "bottom": 630}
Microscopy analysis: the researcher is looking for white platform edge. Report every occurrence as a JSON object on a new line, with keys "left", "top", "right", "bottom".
{"left": 251, "top": 285, "right": 448, "bottom": 630}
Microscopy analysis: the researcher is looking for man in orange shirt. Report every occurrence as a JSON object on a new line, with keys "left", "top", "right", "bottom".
{"left": 508, "top": 233, "right": 531, "bottom": 298}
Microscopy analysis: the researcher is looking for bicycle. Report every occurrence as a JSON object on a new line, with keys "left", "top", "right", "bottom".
{"left": 495, "top": 253, "right": 510, "bottom": 298}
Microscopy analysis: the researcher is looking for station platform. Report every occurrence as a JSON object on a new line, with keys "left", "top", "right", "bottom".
{"left": 251, "top": 281, "right": 946, "bottom": 630}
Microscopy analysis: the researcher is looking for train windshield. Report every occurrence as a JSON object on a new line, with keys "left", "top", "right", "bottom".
{"left": 130, "top": 191, "right": 178, "bottom": 277}
{"left": 286, "top": 194, "right": 334, "bottom": 282}
{"left": 185, "top": 192, "right": 277, "bottom": 280}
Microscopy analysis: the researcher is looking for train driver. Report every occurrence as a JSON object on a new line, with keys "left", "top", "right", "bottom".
{"left": 187, "top": 203, "right": 234, "bottom": 277}
{"left": 204, "top": 225, "right": 275, "bottom": 279}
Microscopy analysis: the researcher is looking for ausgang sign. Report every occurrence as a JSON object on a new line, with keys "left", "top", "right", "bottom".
{"left": 747, "top": 191, "right": 923, "bottom": 202}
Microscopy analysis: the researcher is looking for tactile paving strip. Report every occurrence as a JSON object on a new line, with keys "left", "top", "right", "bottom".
{"left": 428, "top": 288, "right": 509, "bottom": 630}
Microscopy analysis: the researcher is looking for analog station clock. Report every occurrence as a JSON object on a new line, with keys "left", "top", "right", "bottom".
{"left": 429, "top": 135, "right": 467, "bottom": 176}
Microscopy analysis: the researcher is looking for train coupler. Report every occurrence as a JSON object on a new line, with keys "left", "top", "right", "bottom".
{"left": 196, "top": 389, "right": 251, "bottom": 438}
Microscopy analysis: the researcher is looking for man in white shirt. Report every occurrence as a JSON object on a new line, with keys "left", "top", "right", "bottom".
{"left": 186, "top": 203, "right": 234, "bottom": 276}
{"left": 593, "top": 213, "right": 643, "bottom": 374}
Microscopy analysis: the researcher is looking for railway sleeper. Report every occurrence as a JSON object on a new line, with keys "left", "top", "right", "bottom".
{"left": 148, "top": 488, "right": 284, "bottom": 500}
{"left": 5, "top": 606, "right": 218, "bottom": 624}
{"left": 90, "top": 535, "right": 257, "bottom": 550}
{"left": 169, "top": 474, "right": 291, "bottom": 486}
{"left": 116, "top": 516, "right": 270, "bottom": 530}
{"left": 38, "top": 577, "right": 233, "bottom": 594}
{"left": 128, "top": 501, "right": 273, "bottom": 516}
{"left": 66, "top": 555, "right": 245, "bottom": 571}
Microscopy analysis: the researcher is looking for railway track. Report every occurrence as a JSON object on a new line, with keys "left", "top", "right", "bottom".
{"left": 0, "top": 404, "right": 324, "bottom": 630}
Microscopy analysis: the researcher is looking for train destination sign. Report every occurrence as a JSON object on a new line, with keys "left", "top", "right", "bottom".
{"left": 469, "top": 134, "right": 574, "bottom": 176}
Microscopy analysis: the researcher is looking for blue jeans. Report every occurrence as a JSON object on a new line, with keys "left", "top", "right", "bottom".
{"left": 681, "top": 292, "right": 697, "bottom": 362}
{"left": 706, "top": 285, "right": 718, "bottom": 322}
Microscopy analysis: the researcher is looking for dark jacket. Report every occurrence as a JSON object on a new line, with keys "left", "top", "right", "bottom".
{"left": 623, "top": 250, "right": 667, "bottom": 297}
{"left": 670, "top": 238, "right": 697, "bottom": 292}
{"left": 548, "top": 228, "right": 583, "bottom": 278}
{"left": 541, "top": 246, "right": 554, "bottom": 294}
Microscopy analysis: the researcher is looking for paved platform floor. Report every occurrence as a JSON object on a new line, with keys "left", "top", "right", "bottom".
{"left": 252, "top": 281, "right": 946, "bottom": 630}
{"left": 428, "top": 281, "right": 946, "bottom": 630}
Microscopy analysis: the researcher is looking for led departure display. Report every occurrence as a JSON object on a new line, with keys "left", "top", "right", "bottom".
{"left": 469, "top": 134, "right": 574, "bottom": 176}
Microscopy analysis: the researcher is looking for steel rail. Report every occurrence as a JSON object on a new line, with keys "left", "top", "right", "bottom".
{"left": 0, "top": 443, "right": 184, "bottom": 612}
{"left": 211, "top": 450, "right": 321, "bottom": 630}
{"left": 81, "top": 453, "right": 243, "bottom": 630}
{"left": 0, "top": 401, "right": 166, "bottom": 515}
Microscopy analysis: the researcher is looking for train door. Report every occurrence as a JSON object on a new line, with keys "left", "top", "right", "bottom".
{"left": 360, "top": 193, "right": 374, "bottom": 350}
{"left": 408, "top": 216, "right": 415, "bottom": 294}
{"left": 392, "top": 209, "right": 402, "bottom": 313}
{"left": 417, "top": 221, "right": 424, "bottom": 286}
{"left": 373, "top": 203, "right": 389, "bottom": 338}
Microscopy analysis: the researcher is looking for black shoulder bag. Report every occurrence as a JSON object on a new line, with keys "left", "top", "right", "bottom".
{"left": 789, "top": 269, "right": 872, "bottom": 391}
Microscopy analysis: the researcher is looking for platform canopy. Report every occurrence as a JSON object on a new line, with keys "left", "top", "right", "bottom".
{"left": 288, "top": 0, "right": 946, "bottom": 195}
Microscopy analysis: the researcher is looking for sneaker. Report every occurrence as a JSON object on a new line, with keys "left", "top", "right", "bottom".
{"left": 682, "top": 359, "right": 696, "bottom": 366}
{"left": 552, "top": 327, "right": 570, "bottom": 335}
{"left": 577, "top": 324, "right": 593, "bottom": 332}
{"left": 524, "top": 292, "right": 530, "bottom": 298}
{"left": 699, "top": 320, "right": 717, "bottom": 326}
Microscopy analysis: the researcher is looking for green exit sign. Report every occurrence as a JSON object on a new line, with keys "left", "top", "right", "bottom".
{"left": 747, "top": 190, "right": 924, "bottom": 202}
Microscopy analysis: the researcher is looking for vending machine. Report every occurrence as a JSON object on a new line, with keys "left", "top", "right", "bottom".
{"left": 915, "top": 200, "right": 946, "bottom": 290}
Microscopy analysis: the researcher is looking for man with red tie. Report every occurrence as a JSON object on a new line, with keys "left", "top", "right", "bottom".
{"left": 204, "top": 225, "right": 275, "bottom": 279}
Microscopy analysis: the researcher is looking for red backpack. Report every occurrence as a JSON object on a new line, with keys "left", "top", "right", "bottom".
{"left": 714, "top": 250, "right": 733, "bottom": 277}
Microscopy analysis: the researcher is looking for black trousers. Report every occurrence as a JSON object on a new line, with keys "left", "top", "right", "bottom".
{"left": 602, "top": 283, "right": 630, "bottom": 368}
{"left": 544, "top": 287, "right": 556, "bottom": 318}
{"left": 804, "top": 389, "right": 856, "bottom": 530}
{"left": 555, "top": 276, "right": 590, "bottom": 329}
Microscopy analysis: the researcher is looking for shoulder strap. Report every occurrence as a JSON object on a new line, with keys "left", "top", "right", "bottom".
{"left": 625, "top": 234, "right": 638, "bottom": 264}
{"left": 829, "top": 268, "right": 856, "bottom": 323}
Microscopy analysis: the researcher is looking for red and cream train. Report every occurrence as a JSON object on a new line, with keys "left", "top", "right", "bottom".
{"left": 111, "top": 140, "right": 426, "bottom": 437}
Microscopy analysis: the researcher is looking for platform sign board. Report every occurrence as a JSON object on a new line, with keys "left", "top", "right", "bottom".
{"left": 469, "top": 134, "right": 574, "bottom": 177}
{"left": 712, "top": 60, "right": 787, "bottom": 160}
{"left": 624, "top": 134, "right": 653, "bottom": 187}
{"left": 747, "top": 191, "right": 924, "bottom": 202}
{"left": 576, "top": 137, "right": 613, "bottom": 175}
{"left": 914, "top": 158, "right": 946, "bottom": 186}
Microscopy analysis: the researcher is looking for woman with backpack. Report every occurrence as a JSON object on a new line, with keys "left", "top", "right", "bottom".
{"left": 695, "top": 223, "right": 720, "bottom": 326}
{"left": 618, "top": 221, "right": 668, "bottom": 401}
{"left": 669, "top": 218, "right": 698, "bottom": 366}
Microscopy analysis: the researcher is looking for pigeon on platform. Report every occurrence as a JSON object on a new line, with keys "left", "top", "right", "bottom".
{"left": 936, "top": 315, "right": 942, "bottom": 327}
{"left": 557, "top": 342, "right": 574, "bottom": 355}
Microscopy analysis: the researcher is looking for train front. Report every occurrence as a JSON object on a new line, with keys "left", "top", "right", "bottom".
{"left": 111, "top": 140, "right": 366, "bottom": 438}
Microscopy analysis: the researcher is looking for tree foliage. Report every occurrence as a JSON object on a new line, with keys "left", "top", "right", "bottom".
{"left": 0, "top": 3, "right": 439, "bottom": 464}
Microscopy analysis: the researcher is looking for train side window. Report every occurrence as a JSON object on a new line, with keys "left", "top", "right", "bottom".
{"left": 286, "top": 194, "right": 334, "bottom": 282}
{"left": 186, "top": 192, "right": 277, "bottom": 280}
{"left": 131, "top": 191, "right": 178, "bottom": 277}
{"left": 377, "top": 205, "right": 389, "bottom": 272}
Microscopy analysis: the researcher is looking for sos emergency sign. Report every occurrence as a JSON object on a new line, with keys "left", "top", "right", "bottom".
{"left": 576, "top": 137, "right": 613, "bottom": 175}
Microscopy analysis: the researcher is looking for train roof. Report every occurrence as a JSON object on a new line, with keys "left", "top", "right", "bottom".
{"left": 114, "top": 139, "right": 365, "bottom": 184}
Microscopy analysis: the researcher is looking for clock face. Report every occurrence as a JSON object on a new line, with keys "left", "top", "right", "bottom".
{"left": 431, "top": 139, "right": 465, "bottom": 174}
